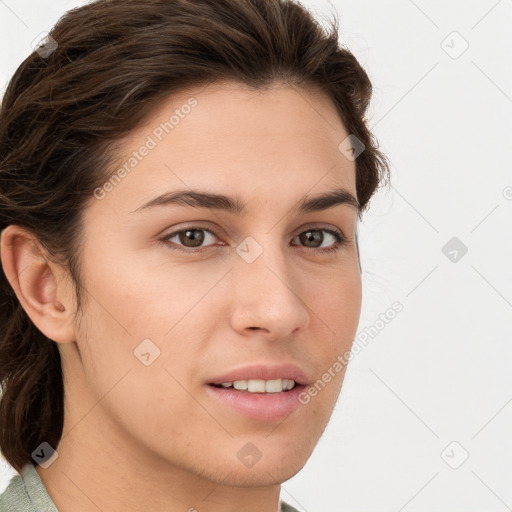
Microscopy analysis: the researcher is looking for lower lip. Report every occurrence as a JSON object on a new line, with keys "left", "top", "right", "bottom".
{"left": 205, "top": 384, "right": 306, "bottom": 422}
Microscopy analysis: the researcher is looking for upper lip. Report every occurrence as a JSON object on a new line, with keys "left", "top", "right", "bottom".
{"left": 208, "top": 363, "right": 309, "bottom": 386}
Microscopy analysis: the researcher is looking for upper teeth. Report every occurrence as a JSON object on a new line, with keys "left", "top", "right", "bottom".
{"left": 219, "top": 379, "right": 296, "bottom": 393}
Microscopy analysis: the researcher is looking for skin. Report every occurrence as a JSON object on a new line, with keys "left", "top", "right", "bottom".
{"left": 1, "top": 80, "right": 362, "bottom": 512}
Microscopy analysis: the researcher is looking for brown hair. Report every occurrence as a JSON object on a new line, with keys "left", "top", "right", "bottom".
{"left": 0, "top": 0, "right": 390, "bottom": 472}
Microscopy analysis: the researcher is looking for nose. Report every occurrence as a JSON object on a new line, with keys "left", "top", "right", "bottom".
{"left": 228, "top": 242, "right": 310, "bottom": 341}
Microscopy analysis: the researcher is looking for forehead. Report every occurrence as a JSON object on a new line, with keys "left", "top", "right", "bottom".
{"left": 90, "top": 80, "right": 356, "bottom": 215}
{"left": 158, "top": 80, "right": 350, "bottom": 146}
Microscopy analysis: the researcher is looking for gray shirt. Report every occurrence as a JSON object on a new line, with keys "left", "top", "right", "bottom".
{"left": 0, "top": 464, "right": 300, "bottom": 512}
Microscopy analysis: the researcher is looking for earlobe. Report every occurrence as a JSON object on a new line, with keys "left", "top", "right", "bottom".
{"left": 0, "top": 225, "right": 76, "bottom": 344}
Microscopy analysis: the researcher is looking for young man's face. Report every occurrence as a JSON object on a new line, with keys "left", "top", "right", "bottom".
{"left": 60, "top": 81, "right": 361, "bottom": 486}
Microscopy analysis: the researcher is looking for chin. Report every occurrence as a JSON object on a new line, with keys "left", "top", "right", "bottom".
{"left": 212, "top": 458, "right": 307, "bottom": 488}
{"left": 201, "top": 439, "right": 313, "bottom": 488}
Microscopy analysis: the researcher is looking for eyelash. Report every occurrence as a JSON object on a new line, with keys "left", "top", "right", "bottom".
{"left": 159, "top": 225, "right": 347, "bottom": 254}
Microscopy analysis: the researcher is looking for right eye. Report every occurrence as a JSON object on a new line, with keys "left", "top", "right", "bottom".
{"left": 159, "top": 226, "right": 223, "bottom": 252}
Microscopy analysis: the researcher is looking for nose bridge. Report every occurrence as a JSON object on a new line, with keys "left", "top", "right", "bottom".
{"left": 236, "top": 232, "right": 292, "bottom": 293}
{"left": 228, "top": 233, "right": 310, "bottom": 336}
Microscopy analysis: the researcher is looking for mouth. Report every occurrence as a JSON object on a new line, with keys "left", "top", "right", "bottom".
{"left": 209, "top": 378, "right": 299, "bottom": 393}
{"left": 206, "top": 379, "right": 307, "bottom": 422}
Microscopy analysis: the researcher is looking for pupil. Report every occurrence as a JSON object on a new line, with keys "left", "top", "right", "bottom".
{"left": 301, "top": 230, "right": 322, "bottom": 247}
{"left": 180, "top": 229, "right": 204, "bottom": 247}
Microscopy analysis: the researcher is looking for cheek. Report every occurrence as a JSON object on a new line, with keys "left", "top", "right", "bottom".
{"left": 305, "top": 268, "right": 362, "bottom": 399}
{"left": 309, "top": 268, "right": 362, "bottom": 336}
{"left": 73, "top": 295, "right": 203, "bottom": 440}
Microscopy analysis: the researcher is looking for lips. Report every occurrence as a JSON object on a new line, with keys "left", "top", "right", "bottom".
{"left": 206, "top": 381, "right": 306, "bottom": 421}
{"left": 205, "top": 362, "right": 309, "bottom": 421}
{"left": 207, "top": 362, "right": 310, "bottom": 387}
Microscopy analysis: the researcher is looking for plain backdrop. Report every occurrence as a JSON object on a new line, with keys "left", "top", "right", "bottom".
{"left": 1, "top": 1, "right": 511, "bottom": 511}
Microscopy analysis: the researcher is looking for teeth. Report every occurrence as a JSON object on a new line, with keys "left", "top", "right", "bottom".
{"left": 218, "top": 379, "right": 296, "bottom": 392}
{"left": 283, "top": 379, "right": 296, "bottom": 391}
{"left": 233, "top": 380, "right": 248, "bottom": 390}
{"left": 265, "top": 379, "right": 282, "bottom": 393}
{"left": 248, "top": 379, "right": 266, "bottom": 392}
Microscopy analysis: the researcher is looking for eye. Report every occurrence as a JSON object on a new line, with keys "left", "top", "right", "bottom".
{"left": 160, "top": 227, "right": 220, "bottom": 250}
{"left": 291, "top": 228, "right": 346, "bottom": 253}
{"left": 159, "top": 225, "right": 346, "bottom": 253}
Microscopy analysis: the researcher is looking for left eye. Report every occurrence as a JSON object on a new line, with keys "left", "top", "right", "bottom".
{"left": 160, "top": 227, "right": 345, "bottom": 252}
{"left": 292, "top": 228, "right": 344, "bottom": 252}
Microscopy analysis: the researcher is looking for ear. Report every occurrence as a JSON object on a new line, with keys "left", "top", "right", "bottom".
{"left": 0, "top": 225, "right": 76, "bottom": 344}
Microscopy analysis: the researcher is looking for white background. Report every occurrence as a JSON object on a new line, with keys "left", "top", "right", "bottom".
{"left": 1, "top": 1, "right": 511, "bottom": 511}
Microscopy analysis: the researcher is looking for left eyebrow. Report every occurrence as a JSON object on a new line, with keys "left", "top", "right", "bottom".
{"left": 130, "top": 187, "right": 359, "bottom": 214}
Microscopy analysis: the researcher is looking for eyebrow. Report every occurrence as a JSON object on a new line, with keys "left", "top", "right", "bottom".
{"left": 131, "top": 187, "right": 359, "bottom": 214}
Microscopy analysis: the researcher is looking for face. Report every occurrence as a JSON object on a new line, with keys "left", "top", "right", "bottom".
{"left": 66, "top": 80, "right": 361, "bottom": 486}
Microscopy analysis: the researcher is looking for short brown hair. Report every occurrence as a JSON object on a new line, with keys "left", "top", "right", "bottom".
{"left": 0, "top": 0, "right": 390, "bottom": 472}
